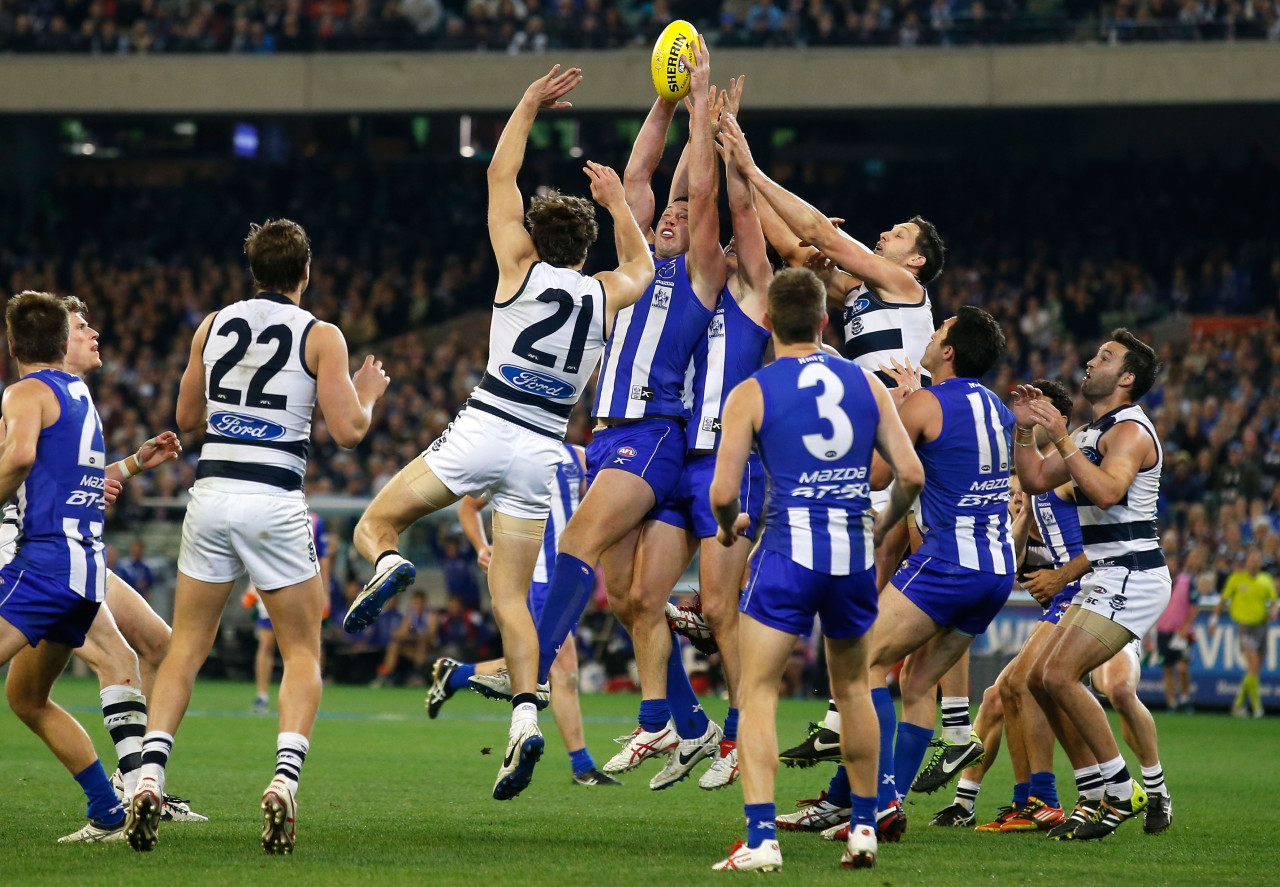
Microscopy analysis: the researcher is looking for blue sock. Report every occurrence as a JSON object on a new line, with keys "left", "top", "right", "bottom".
{"left": 666, "top": 636, "right": 710, "bottom": 739}
{"left": 723, "top": 707, "right": 739, "bottom": 743}
{"left": 850, "top": 792, "right": 877, "bottom": 829}
{"left": 893, "top": 722, "right": 934, "bottom": 799}
{"left": 871, "top": 687, "right": 899, "bottom": 808}
{"left": 1012, "top": 781, "right": 1031, "bottom": 807}
{"left": 826, "top": 764, "right": 852, "bottom": 808}
{"left": 744, "top": 802, "right": 777, "bottom": 849}
{"left": 638, "top": 697, "right": 670, "bottom": 733}
{"left": 1030, "top": 771, "right": 1059, "bottom": 808}
{"left": 448, "top": 662, "right": 476, "bottom": 690}
{"left": 534, "top": 554, "right": 595, "bottom": 683}
{"left": 74, "top": 759, "right": 124, "bottom": 825}
{"left": 569, "top": 747, "right": 594, "bottom": 775}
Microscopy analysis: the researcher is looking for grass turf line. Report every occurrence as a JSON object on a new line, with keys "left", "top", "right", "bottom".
{"left": 1, "top": 677, "right": 1276, "bottom": 885}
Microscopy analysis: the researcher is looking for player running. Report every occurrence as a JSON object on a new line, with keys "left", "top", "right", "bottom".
{"left": 126, "top": 218, "right": 390, "bottom": 854}
{"left": 1014, "top": 329, "right": 1168, "bottom": 840}
{"left": 342, "top": 65, "right": 653, "bottom": 802}
{"left": 707, "top": 267, "right": 923, "bottom": 871}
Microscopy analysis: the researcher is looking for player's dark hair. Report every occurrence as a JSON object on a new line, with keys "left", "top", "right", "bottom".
{"left": 526, "top": 190, "right": 599, "bottom": 266}
{"left": 61, "top": 294, "right": 89, "bottom": 319}
{"left": 1111, "top": 328, "right": 1161, "bottom": 401}
{"left": 909, "top": 215, "right": 945, "bottom": 285}
{"left": 944, "top": 306, "right": 1005, "bottom": 378}
{"left": 244, "top": 218, "right": 311, "bottom": 294}
{"left": 6, "top": 290, "right": 70, "bottom": 365}
{"left": 1032, "top": 378, "right": 1074, "bottom": 422}
{"left": 767, "top": 267, "right": 826, "bottom": 345}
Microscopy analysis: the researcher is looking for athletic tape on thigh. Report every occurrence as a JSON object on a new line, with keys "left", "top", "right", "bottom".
{"left": 492, "top": 511, "right": 546, "bottom": 541}
{"left": 1070, "top": 607, "right": 1135, "bottom": 655}
{"left": 402, "top": 457, "right": 459, "bottom": 510}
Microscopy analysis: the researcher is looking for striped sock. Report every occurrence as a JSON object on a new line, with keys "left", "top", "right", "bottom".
{"left": 954, "top": 777, "right": 981, "bottom": 812}
{"left": 1099, "top": 755, "right": 1133, "bottom": 800}
{"left": 823, "top": 699, "right": 842, "bottom": 735}
{"left": 275, "top": 732, "right": 309, "bottom": 795}
{"left": 1074, "top": 764, "right": 1105, "bottom": 800}
{"left": 139, "top": 731, "right": 173, "bottom": 792}
{"left": 101, "top": 685, "right": 147, "bottom": 800}
{"left": 940, "top": 696, "right": 971, "bottom": 744}
{"left": 1141, "top": 762, "right": 1167, "bottom": 796}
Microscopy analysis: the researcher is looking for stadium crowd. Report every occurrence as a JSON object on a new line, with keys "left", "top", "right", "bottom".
{"left": 1, "top": 146, "right": 1277, "bottom": 674}
{"left": 0, "top": 0, "right": 1277, "bottom": 53}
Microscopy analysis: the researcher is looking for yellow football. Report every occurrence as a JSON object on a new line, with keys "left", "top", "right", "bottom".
{"left": 650, "top": 20, "right": 700, "bottom": 103}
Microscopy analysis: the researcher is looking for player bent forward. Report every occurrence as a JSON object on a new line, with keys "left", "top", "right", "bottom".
{"left": 708, "top": 268, "right": 924, "bottom": 872}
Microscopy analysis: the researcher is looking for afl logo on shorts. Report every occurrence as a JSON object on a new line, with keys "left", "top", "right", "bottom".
{"left": 209, "top": 411, "right": 286, "bottom": 441}
{"left": 1110, "top": 594, "right": 1127, "bottom": 612}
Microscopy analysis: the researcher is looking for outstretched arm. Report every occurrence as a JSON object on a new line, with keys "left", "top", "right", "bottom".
{"left": 717, "top": 76, "right": 771, "bottom": 324}
{"left": 489, "top": 64, "right": 583, "bottom": 292}
{"left": 106, "top": 430, "right": 182, "bottom": 483}
{"left": 624, "top": 97, "right": 679, "bottom": 235}
{"left": 684, "top": 38, "right": 727, "bottom": 309}
{"left": 590, "top": 161, "right": 656, "bottom": 326}
{"left": 718, "top": 114, "right": 919, "bottom": 302}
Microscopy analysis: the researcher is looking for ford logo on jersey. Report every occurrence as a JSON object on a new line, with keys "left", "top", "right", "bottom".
{"left": 209, "top": 412, "right": 287, "bottom": 441}
{"left": 499, "top": 365, "right": 576, "bottom": 399}
{"left": 849, "top": 298, "right": 871, "bottom": 315}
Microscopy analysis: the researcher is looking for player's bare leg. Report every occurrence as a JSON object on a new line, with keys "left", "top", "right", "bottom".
{"left": 1093, "top": 643, "right": 1171, "bottom": 832}
{"left": 698, "top": 532, "right": 753, "bottom": 706}
{"left": 627, "top": 521, "right": 695, "bottom": 713}
{"left": 103, "top": 573, "right": 171, "bottom": 699}
{"left": 6, "top": 640, "right": 100, "bottom": 774}
{"left": 347, "top": 460, "right": 458, "bottom": 632}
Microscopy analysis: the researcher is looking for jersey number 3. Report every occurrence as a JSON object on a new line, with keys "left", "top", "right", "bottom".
{"left": 798, "top": 363, "right": 853, "bottom": 462}
{"left": 208, "top": 319, "right": 293, "bottom": 410}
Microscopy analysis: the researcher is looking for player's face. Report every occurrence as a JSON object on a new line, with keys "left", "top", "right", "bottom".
{"left": 920, "top": 315, "right": 955, "bottom": 374}
{"left": 654, "top": 201, "right": 690, "bottom": 259}
{"left": 64, "top": 312, "right": 102, "bottom": 375}
{"left": 1081, "top": 341, "right": 1127, "bottom": 402}
{"left": 874, "top": 222, "right": 921, "bottom": 267}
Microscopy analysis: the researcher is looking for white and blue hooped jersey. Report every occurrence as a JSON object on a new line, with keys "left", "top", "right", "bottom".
{"left": 593, "top": 252, "right": 713, "bottom": 421}
{"left": 842, "top": 281, "right": 933, "bottom": 387}
{"left": 915, "top": 378, "right": 1017, "bottom": 575}
{"left": 684, "top": 290, "right": 771, "bottom": 451}
{"left": 9, "top": 369, "right": 107, "bottom": 602}
{"left": 471, "top": 262, "right": 607, "bottom": 440}
{"left": 1073, "top": 404, "right": 1164, "bottom": 568}
{"left": 532, "top": 444, "right": 585, "bottom": 584}
{"left": 755, "top": 353, "right": 879, "bottom": 576}
{"left": 197, "top": 293, "right": 319, "bottom": 492}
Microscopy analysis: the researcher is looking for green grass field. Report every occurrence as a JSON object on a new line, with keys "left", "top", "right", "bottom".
{"left": 2, "top": 677, "right": 1277, "bottom": 885}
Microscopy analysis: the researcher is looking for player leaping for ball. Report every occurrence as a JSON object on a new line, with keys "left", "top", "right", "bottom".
{"left": 528, "top": 64, "right": 726, "bottom": 779}
{"left": 341, "top": 65, "right": 654, "bottom": 802}
{"left": 608, "top": 41, "right": 776, "bottom": 791}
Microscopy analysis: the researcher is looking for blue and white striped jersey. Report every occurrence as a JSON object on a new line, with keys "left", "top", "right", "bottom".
{"left": 684, "top": 291, "right": 770, "bottom": 451}
{"left": 9, "top": 369, "right": 107, "bottom": 601}
{"left": 532, "top": 444, "right": 586, "bottom": 584}
{"left": 915, "top": 378, "right": 1017, "bottom": 575}
{"left": 842, "top": 281, "right": 933, "bottom": 387}
{"left": 755, "top": 353, "right": 879, "bottom": 576}
{"left": 592, "top": 252, "right": 713, "bottom": 420}
{"left": 1031, "top": 487, "right": 1083, "bottom": 569}
{"left": 1073, "top": 404, "right": 1164, "bottom": 568}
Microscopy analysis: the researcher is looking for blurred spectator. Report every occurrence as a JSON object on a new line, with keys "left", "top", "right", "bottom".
{"left": 115, "top": 538, "right": 156, "bottom": 599}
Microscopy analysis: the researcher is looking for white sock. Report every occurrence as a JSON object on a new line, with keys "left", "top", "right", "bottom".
{"left": 375, "top": 552, "right": 402, "bottom": 574}
{"left": 822, "top": 700, "right": 842, "bottom": 735}
{"left": 511, "top": 702, "right": 538, "bottom": 729}
{"left": 275, "top": 732, "right": 310, "bottom": 796}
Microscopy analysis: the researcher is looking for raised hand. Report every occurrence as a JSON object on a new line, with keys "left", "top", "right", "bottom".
{"left": 136, "top": 431, "right": 182, "bottom": 472}
{"left": 522, "top": 64, "right": 583, "bottom": 111}
{"left": 878, "top": 356, "right": 922, "bottom": 396}
{"left": 723, "top": 75, "right": 745, "bottom": 119}
{"left": 584, "top": 160, "right": 625, "bottom": 208}
{"left": 1009, "top": 383, "right": 1044, "bottom": 430}
{"left": 715, "top": 113, "right": 757, "bottom": 176}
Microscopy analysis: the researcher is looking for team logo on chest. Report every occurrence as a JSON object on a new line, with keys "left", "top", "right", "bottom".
{"left": 499, "top": 364, "right": 576, "bottom": 399}
{"left": 652, "top": 284, "right": 672, "bottom": 310}
{"left": 209, "top": 411, "right": 286, "bottom": 441}
{"left": 708, "top": 314, "right": 725, "bottom": 338}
